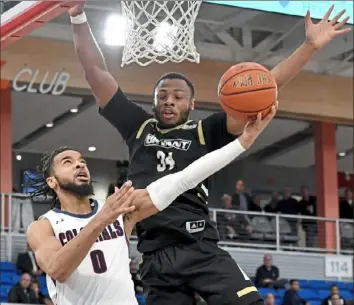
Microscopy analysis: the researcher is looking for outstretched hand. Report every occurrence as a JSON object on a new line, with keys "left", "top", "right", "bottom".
{"left": 305, "top": 5, "right": 352, "bottom": 50}
{"left": 239, "top": 101, "right": 278, "bottom": 150}
{"left": 98, "top": 181, "right": 136, "bottom": 226}
{"left": 67, "top": 1, "right": 86, "bottom": 17}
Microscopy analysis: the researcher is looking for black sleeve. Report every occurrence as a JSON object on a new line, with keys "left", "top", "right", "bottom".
{"left": 7, "top": 286, "right": 18, "bottom": 302}
{"left": 201, "top": 112, "right": 236, "bottom": 152}
{"left": 99, "top": 88, "right": 152, "bottom": 142}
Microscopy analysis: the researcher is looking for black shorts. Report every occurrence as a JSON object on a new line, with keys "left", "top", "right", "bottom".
{"left": 140, "top": 239, "right": 262, "bottom": 305}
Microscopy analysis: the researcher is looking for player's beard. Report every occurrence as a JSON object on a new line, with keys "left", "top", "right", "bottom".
{"left": 57, "top": 177, "right": 94, "bottom": 197}
{"left": 153, "top": 106, "right": 191, "bottom": 129}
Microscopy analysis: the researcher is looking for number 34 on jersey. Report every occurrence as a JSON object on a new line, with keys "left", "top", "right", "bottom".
{"left": 156, "top": 150, "right": 175, "bottom": 172}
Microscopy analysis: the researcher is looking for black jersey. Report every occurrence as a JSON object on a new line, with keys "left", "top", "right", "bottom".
{"left": 100, "top": 88, "right": 235, "bottom": 253}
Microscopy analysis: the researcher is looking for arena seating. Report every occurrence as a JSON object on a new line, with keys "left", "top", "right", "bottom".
{"left": 1, "top": 261, "right": 353, "bottom": 304}
{"left": 0, "top": 262, "right": 48, "bottom": 303}
{"left": 258, "top": 281, "right": 354, "bottom": 305}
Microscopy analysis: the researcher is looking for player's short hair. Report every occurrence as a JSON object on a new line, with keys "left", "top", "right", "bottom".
{"left": 25, "top": 146, "right": 73, "bottom": 209}
{"left": 289, "top": 279, "right": 298, "bottom": 285}
{"left": 154, "top": 72, "right": 195, "bottom": 98}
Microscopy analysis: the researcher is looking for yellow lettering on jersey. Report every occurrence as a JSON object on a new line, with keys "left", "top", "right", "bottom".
{"left": 236, "top": 286, "right": 258, "bottom": 298}
{"left": 197, "top": 120, "right": 205, "bottom": 145}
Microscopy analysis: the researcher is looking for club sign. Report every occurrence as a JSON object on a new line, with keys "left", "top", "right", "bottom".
{"left": 12, "top": 67, "right": 70, "bottom": 96}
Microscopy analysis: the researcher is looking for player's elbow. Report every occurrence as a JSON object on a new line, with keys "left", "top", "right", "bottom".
{"left": 46, "top": 265, "right": 70, "bottom": 283}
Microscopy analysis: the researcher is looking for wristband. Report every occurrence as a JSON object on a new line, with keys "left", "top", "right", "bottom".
{"left": 70, "top": 12, "right": 87, "bottom": 25}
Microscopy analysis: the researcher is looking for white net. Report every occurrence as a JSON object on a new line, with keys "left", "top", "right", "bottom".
{"left": 120, "top": 1, "right": 202, "bottom": 67}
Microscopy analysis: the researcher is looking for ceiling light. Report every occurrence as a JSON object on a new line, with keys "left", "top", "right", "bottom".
{"left": 104, "top": 14, "right": 127, "bottom": 46}
{"left": 338, "top": 152, "right": 346, "bottom": 157}
{"left": 88, "top": 146, "right": 96, "bottom": 152}
{"left": 16, "top": 155, "right": 22, "bottom": 161}
{"left": 46, "top": 123, "right": 53, "bottom": 128}
{"left": 70, "top": 108, "right": 78, "bottom": 113}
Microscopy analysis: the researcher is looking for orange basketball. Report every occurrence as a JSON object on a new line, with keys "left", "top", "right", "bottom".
{"left": 218, "top": 62, "right": 277, "bottom": 120}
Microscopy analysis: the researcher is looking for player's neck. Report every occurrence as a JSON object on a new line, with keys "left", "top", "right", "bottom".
{"left": 57, "top": 192, "right": 92, "bottom": 214}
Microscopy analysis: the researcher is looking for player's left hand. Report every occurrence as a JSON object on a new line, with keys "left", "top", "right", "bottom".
{"left": 238, "top": 101, "right": 278, "bottom": 149}
{"left": 304, "top": 5, "right": 352, "bottom": 50}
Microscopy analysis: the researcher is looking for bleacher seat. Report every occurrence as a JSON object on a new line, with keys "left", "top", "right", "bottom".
{"left": 340, "top": 223, "right": 354, "bottom": 249}
{"left": 298, "top": 289, "right": 319, "bottom": 300}
{"left": 0, "top": 262, "right": 16, "bottom": 272}
{"left": 251, "top": 216, "right": 276, "bottom": 241}
{"left": 309, "top": 280, "right": 329, "bottom": 290}
{"left": 332, "top": 281, "right": 349, "bottom": 290}
{"left": 277, "top": 289, "right": 286, "bottom": 298}
{"left": 311, "top": 300, "right": 322, "bottom": 305}
{"left": 1, "top": 273, "right": 13, "bottom": 285}
{"left": 259, "top": 288, "right": 277, "bottom": 297}
{"left": 317, "top": 289, "right": 330, "bottom": 299}
{"left": 340, "top": 290, "right": 354, "bottom": 300}
{"left": 271, "top": 218, "right": 298, "bottom": 244}
{"left": 298, "top": 279, "right": 311, "bottom": 289}
{"left": 347, "top": 282, "right": 354, "bottom": 291}
{"left": 11, "top": 274, "right": 21, "bottom": 283}
{"left": 1, "top": 284, "right": 11, "bottom": 297}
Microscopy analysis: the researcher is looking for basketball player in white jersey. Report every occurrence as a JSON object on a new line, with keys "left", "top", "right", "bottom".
{"left": 26, "top": 102, "right": 277, "bottom": 305}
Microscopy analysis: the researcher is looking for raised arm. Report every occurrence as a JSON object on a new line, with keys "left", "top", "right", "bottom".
{"left": 271, "top": 5, "right": 351, "bottom": 89}
{"left": 69, "top": 3, "right": 117, "bottom": 106}
{"left": 69, "top": 3, "right": 151, "bottom": 140}
{"left": 27, "top": 218, "right": 107, "bottom": 283}
{"left": 226, "top": 6, "right": 351, "bottom": 136}
{"left": 27, "top": 185, "right": 135, "bottom": 283}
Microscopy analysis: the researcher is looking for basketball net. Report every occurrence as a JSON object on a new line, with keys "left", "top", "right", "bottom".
{"left": 120, "top": 1, "right": 202, "bottom": 67}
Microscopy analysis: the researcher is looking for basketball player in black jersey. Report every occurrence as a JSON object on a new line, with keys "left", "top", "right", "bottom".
{"left": 68, "top": 3, "right": 350, "bottom": 305}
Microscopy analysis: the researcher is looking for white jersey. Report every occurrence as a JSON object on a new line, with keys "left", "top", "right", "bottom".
{"left": 40, "top": 200, "right": 138, "bottom": 305}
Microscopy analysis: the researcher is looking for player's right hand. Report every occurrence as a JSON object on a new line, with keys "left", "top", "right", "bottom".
{"left": 98, "top": 181, "right": 136, "bottom": 226}
{"left": 238, "top": 101, "right": 278, "bottom": 149}
{"left": 67, "top": 1, "right": 86, "bottom": 17}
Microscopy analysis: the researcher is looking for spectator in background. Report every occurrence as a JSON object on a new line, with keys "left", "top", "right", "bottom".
{"left": 232, "top": 180, "right": 259, "bottom": 212}
{"left": 339, "top": 188, "right": 353, "bottom": 219}
{"left": 221, "top": 194, "right": 233, "bottom": 209}
{"left": 255, "top": 254, "right": 283, "bottom": 288}
{"left": 264, "top": 191, "right": 280, "bottom": 213}
{"left": 298, "top": 186, "right": 317, "bottom": 247}
{"left": 16, "top": 244, "right": 43, "bottom": 278}
{"left": 282, "top": 279, "right": 307, "bottom": 305}
{"left": 31, "top": 280, "right": 53, "bottom": 305}
{"left": 277, "top": 187, "right": 299, "bottom": 234}
{"left": 265, "top": 293, "right": 276, "bottom": 305}
{"left": 322, "top": 285, "right": 347, "bottom": 305}
{"left": 218, "top": 193, "right": 253, "bottom": 240}
{"left": 8, "top": 273, "right": 38, "bottom": 304}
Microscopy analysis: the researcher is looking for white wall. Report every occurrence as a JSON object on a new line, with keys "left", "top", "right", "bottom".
{"left": 12, "top": 152, "right": 316, "bottom": 206}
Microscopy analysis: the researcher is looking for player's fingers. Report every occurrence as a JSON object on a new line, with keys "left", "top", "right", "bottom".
{"left": 305, "top": 10, "right": 312, "bottom": 25}
{"left": 334, "top": 17, "right": 350, "bottom": 30}
{"left": 114, "top": 181, "right": 132, "bottom": 200}
{"left": 323, "top": 5, "right": 334, "bottom": 22}
{"left": 119, "top": 206, "right": 136, "bottom": 215}
{"left": 335, "top": 27, "right": 352, "bottom": 35}
{"left": 330, "top": 9, "right": 346, "bottom": 25}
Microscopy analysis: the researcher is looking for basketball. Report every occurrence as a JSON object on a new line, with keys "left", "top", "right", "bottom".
{"left": 218, "top": 62, "right": 277, "bottom": 120}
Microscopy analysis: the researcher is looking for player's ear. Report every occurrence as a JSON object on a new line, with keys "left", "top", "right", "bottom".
{"left": 46, "top": 176, "right": 57, "bottom": 190}
{"left": 190, "top": 98, "right": 195, "bottom": 110}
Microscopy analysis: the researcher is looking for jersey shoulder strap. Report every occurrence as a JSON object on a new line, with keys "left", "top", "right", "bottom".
{"left": 136, "top": 118, "right": 156, "bottom": 139}
{"left": 197, "top": 120, "right": 206, "bottom": 146}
